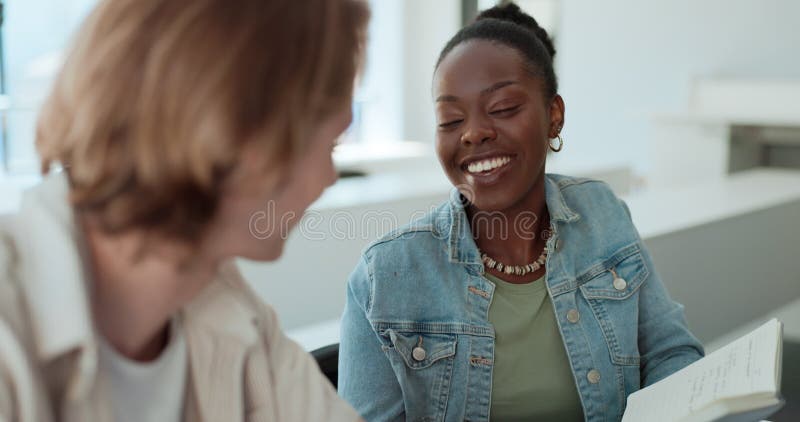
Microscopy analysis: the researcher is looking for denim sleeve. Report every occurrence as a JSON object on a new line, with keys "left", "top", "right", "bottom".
{"left": 338, "top": 255, "right": 405, "bottom": 421}
{"left": 620, "top": 200, "right": 705, "bottom": 387}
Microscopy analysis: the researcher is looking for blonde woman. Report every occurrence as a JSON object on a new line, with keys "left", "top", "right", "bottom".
{"left": 0, "top": 0, "right": 368, "bottom": 421}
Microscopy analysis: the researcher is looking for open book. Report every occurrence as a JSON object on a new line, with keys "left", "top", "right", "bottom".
{"left": 622, "top": 318, "right": 784, "bottom": 422}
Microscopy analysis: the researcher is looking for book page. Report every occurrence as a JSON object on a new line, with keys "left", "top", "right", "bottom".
{"left": 622, "top": 319, "right": 781, "bottom": 422}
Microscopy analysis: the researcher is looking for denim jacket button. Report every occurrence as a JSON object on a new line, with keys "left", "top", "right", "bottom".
{"left": 587, "top": 369, "right": 601, "bottom": 384}
{"left": 566, "top": 309, "right": 580, "bottom": 324}
{"left": 412, "top": 347, "right": 427, "bottom": 361}
{"left": 613, "top": 277, "right": 627, "bottom": 290}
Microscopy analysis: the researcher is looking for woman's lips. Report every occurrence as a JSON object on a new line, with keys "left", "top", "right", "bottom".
{"left": 463, "top": 155, "right": 513, "bottom": 174}
{"left": 461, "top": 154, "right": 515, "bottom": 185}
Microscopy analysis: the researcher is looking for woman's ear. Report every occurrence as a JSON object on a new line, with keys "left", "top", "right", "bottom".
{"left": 548, "top": 94, "right": 565, "bottom": 138}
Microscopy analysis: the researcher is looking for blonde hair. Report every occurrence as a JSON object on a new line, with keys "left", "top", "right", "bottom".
{"left": 36, "top": 0, "right": 369, "bottom": 242}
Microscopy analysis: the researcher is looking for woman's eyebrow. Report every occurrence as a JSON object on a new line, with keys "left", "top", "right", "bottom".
{"left": 435, "top": 80, "right": 519, "bottom": 103}
{"left": 482, "top": 80, "right": 518, "bottom": 95}
{"left": 436, "top": 94, "right": 459, "bottom": 103}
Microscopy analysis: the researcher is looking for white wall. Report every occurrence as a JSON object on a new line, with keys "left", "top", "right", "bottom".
{"left": 555, "top": 0, "right": 800, "bottom": 178}
{"left": 402, "top": 0, "right": 461, "bottom": 143}
{"left": 359, "top": 0, "right": 460, "bottom": 144}
{"left": 358, "top": 0, "right": 404, "bottom": 143}
{"left": 239, "top": 192, "right": 448, "bottom": 330}
{"left": 3, "top": 0, "right": 98, "bottom": 172}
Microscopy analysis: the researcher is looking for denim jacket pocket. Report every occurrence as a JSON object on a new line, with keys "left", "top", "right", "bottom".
{"left": 379, "top": 329, "right": 458, "bottom": 421}
{"left": 578, "top": 242, "right": 648, "bottom": 367}
{"left": 579, "top": 242, "right": 648, "bottom": 300}
{"left": 383, "top": 330, "right": 457, "bottom": 369}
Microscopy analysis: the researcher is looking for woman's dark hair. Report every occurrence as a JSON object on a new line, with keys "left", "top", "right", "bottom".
{"left": 435, "top": 2, "right": 558, "bottom": 99}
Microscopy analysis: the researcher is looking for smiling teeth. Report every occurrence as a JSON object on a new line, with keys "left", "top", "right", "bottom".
{"left": 467, "top": 156, "right": 511, "bottom": 173}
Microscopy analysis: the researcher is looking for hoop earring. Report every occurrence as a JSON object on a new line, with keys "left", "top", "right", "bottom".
{"left": 549, "top": 134, "right": 564, "bottom": 152}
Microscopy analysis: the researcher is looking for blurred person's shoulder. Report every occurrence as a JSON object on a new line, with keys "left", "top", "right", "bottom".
{"left": 0, "top": 212, "right": 32, "bottom": 343}
{"left": 184, "top": 263, "right": 360, "bottom": 421}
{"left": 183, "top": 261, "right": 275, "bottom": 344}
{"left": 183, "top": 261, "right": 293, "bottom": 351}
{"left": 0, "top": 211, "right": 43, "bottom": 421}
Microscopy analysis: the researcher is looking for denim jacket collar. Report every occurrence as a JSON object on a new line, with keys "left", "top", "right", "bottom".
{"left": 442, "top": 174, "right": 581, "bottom": 267}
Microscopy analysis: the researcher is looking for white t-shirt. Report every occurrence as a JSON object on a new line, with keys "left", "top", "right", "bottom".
{"left": 98, "top": 318, "right": 187, "bottom": 422}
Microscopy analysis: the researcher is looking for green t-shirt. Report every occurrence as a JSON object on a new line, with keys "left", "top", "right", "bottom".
{"left": 485, "top": 273, "right": 584, "bottom": 422}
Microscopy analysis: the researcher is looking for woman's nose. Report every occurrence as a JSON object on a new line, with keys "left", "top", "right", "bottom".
{"left": 460, "top": 118, "right": 496, "bottom": 145}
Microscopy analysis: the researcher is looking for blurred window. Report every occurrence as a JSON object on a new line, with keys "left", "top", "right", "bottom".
{"left": 0, "top": 0, "right": 97, "bottom": 173}
{"left": 0, "top": 0, "right": 454, "bottom": 174}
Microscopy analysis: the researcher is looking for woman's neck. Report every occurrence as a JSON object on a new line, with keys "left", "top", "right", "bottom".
{"left": 82, "top": 222, "right": 219, "bottom": 362}
{"left": 468, "top": 176, "right": 549, "bottom": 267}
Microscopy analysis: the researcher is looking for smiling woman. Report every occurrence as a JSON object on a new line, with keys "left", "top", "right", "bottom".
{"left": 337, "top": 3, "right": 704, "bottom": 422}
{"left": 434, "top": 39, "right": 563, "bottom": 214}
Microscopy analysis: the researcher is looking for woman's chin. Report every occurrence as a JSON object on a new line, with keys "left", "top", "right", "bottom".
{"left": 460, "top": 187, "right": 515, "bottom": 212}
{"left": 470, "top": 199, "right": 510, "bottom": 213}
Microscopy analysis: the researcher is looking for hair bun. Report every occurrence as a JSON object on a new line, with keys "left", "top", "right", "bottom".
{"left": 476, "top": 2, "right": 556, "bottom": 58}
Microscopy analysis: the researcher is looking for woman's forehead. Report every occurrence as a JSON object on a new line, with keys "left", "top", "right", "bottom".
{"left": 434, "top": 40, "right": 529, "bottom": 97}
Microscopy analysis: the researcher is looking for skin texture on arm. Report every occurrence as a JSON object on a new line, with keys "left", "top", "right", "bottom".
{"left": 338, "top": 255, "right": 405, "bottom": 421}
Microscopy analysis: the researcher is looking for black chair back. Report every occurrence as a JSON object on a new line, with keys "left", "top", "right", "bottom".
{"left": 311, "top": 343, "right": 339, "bottom": 389}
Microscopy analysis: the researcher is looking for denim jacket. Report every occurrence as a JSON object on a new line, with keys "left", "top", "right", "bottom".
{"left": 338, "top": 173, "right": 704, "bottom": 422}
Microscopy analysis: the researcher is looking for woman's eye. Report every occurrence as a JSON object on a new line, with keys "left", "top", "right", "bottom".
{"left": 490, "top": 105, "right": 520, "bottom": 116}
{"left": 438, "top": 119, "right": 463, "bottom": 129}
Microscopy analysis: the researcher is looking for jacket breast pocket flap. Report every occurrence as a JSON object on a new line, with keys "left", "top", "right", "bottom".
{"left": 579, "top": 243, "right": 649, "bottom": 300}
{"left": 383, "top": 330, "right": 457, "bottom": 370}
